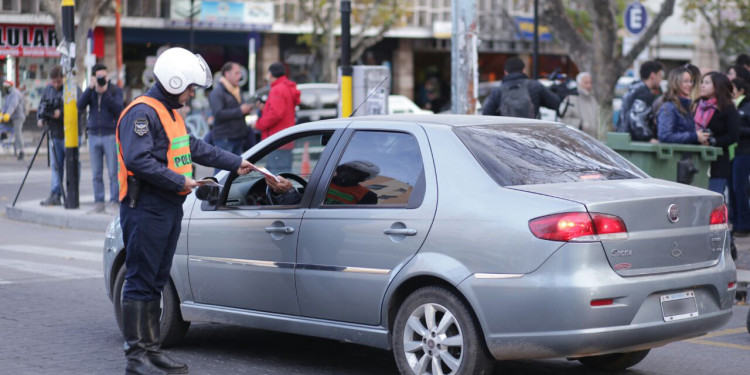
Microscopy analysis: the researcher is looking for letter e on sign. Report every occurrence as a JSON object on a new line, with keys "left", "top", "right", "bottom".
{"left": 624, "top": 2, "right": 647, "bottom": 35}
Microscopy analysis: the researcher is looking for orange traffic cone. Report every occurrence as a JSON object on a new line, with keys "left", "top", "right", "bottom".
{"left": 301, "top": 141, "right": 311, "bottom": 176}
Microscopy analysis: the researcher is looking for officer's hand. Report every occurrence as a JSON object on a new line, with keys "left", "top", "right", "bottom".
{"left": 267, "top": 176, "right": 293, "bottom": 194}
{"left": 237, "top": 160, "right": 255, "bottom": 175}
{"left": 240, "top": 103, "right": 253, "bottom": 115}
{"left": 53, "top": 109, "right": 61, "bottom": 119}
{"left": 183, "top": 177, "right": 199, "bottom": 190}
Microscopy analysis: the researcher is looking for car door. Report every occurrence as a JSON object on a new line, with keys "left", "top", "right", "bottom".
{"left": 187, "top": 128, "right": 342, "bottom": 315}
{"left": 295, "top": 121, "right": 437, "bottom": 325}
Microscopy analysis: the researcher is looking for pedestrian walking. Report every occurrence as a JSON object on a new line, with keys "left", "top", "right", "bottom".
{"left": 38, "top": 65, "right": 80, "bottom": 206}
{"left": 693, "top": 72, "right": 740, "bottom": 195}
{"left": 481, "top": 57, "right": 560, "bottom": 119}
{"left": 730, "top": 77, "right": 750, "bottom": 237}
{"left": 0, "top": 80, "right": 27, "bottom": 160}
{"left": 616, "top": 60, "right": 663, "bottom": 142}
{"left": 559, "top": 72, "right": 599, "bottom": 138}
{"left": 78, "top": 63, "right": 124, "bottom": 213}
{"left": 116, "top": 47, "right": 254, "bottom": 375}
{"left": 656, "top": 67, "right": 708, "bottom": 144}
{"left": 254, "top": 62, "right": 300, "bottom": 173}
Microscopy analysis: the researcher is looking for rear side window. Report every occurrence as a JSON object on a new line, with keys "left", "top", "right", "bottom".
{"left": 454, "top": 124, "right": 647, "bottom": 186}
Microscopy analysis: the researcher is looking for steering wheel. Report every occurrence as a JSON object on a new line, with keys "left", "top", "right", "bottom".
{"left": 265, "top": 173, "right": 308, "bottom": 205}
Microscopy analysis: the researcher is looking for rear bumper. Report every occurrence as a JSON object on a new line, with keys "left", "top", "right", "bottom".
{"left": 458, "top": 242, "right": 736, "bottom": 360}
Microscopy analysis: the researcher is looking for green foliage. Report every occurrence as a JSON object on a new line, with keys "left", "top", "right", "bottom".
{"left": 682, "top": 0, "right": 750, "bottom": 65}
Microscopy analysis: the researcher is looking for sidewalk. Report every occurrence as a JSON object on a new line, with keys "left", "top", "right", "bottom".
{"left": 5, "top": 195, "right": 116, "bottom": 232}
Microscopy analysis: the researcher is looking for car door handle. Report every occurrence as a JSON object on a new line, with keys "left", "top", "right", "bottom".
{"left": 383, "top": 228, "right": 417, "bottom": 236}
{"left": 265, "top": 226, "right": 295, "bottom": 234}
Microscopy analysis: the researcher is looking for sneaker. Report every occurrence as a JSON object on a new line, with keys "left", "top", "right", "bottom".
{"left": 87, "top": 202, "right": 106, "bottom": 214}
{"left": 16, "top": 151, "right": 24, "bottom": 161}
{"left": 40, "top": 194, "right": 61, "bottom": 206}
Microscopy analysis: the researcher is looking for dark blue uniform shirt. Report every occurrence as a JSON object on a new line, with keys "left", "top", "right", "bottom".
{"left": 118, "top": 84, "right": 242, "bottom": 204}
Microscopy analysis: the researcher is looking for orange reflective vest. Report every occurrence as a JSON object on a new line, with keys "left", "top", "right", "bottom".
{"left": 116, "top": 96, "right": 192, "bottom": 202}
{"left": 324, "top": 183, "right": 369, "bottom": 205}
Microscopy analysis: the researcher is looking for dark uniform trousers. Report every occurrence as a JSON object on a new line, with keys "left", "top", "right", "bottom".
{"left": 121, "top": 191, "right": 183, "bottom": 302}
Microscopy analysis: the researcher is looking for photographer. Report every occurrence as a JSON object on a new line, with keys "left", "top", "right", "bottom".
{"left": 37, "top": 65, "right": 80, "bottom": 206}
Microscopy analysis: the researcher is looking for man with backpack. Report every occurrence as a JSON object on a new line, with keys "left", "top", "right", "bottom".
{"left": 481, "top": 57, "right": 560, "bottom": 119}
{"left": 615, "top": 60, "right": 663, "bottom": 141}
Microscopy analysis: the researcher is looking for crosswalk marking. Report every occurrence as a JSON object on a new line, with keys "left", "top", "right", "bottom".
{"left": 0, "top": 244, "right": 101, "bottom": 262}
{"left": 0, "top": 259, "right": 101, "bottom": 282}
{"left": 70, "top": 240, "right": 106, "bottom": 249}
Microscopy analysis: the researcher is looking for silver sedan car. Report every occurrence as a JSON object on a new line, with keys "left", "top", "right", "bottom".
{"left": 104, "top": 115, "right": 736, "bottom": 374}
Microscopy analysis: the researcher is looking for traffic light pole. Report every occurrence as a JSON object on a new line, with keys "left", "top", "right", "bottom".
{"left": 62, "top": 0, "right": 79, "bottom": 209}
{"left": 340, "top": 0, "right": 352, "bottom": 118}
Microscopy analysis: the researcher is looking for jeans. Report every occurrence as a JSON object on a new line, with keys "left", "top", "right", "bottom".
{"left": 12, "top": 117, "right": 23, "bottom": 154}
{"left": 266, "top": 149, "right": 293, "bottom": 175}
{"left": 732, "top": 155, "right": 750, "bottom": 232}
{"left": 49, "top": 137, "right": 81, "bottom": 196}
{"left": 88, "top": 134, "right": 119, "bottom": 203}
{"left": 708, "top": 177, "right": 728, "bottom": 197}
{"left": 213, "top": 137, "right": 243, "bottom": 175}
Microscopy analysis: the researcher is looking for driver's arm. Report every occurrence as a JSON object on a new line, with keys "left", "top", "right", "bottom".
{"left": 266, "top": 176, "right": 302, "bottom": 205}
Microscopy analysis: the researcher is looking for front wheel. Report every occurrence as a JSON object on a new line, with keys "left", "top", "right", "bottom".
{"left": 392, "top": 286, "right": 494, "bottom": 375}
{"left": 112, "top": 264, "right": 190, "bottom": 347}
{"left": 577, "top": 349, "right": 650, "bottom": 371}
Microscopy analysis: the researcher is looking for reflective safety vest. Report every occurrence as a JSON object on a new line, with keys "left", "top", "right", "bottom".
{"left": 116, "top": 96, "right": 193, "bottom": 201}
{"left": 324, "top": 183, "right": 369, "bottom": 205}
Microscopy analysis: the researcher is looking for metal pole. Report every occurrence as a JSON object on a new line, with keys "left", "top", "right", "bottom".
{"left": 115, "top": 0, "right": 123, "bottom": 87}
{"left": 451, "top": 0, "right": 478, "bottom": 114}
{"left": 340, "top": 0, "right": 353, "bottom": 117}
{"left": 62, "top": 0, "right": 79, "bottom": 209}
{"left": 189, "top": 0, "right": 196, "bottom": 51}
{"left": 249, "top": 35, "right": 256, "bottom": 97}
{"left": 532, "top": 0, "right": 539, "bottom": 79}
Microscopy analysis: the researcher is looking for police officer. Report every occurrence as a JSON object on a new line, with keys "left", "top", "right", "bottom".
{"left": 116, "top": 47, "right": 254, "bottom": 375}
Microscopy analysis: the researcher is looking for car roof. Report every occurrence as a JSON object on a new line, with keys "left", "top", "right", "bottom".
{"left": 336, "top": 114, "right": 556, "bottom": 127}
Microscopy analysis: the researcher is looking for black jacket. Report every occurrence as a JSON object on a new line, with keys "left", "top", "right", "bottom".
{"left": 736, "top": 97, "right": 750, "bottom": 155}
{"left": 37, "top": 84, "right": 65, "bottom": 139}
{"left": 78, "top": 82, "right": 124, "bottom": 136}
{"left": 481, "top": 72, "right": 560, "bottom": 117}
{"left": 209, "top": 81, "right": 247, "bottom": 140}
{"left": 616, "top": 81, "right": 657, "bottom": 141}
{"left": 705, "top": 105, "right": 740, "bottom": 178}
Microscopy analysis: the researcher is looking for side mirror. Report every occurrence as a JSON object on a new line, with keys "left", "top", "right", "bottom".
{"left": 195, "top": 185, "right": 219, "bottom": 203}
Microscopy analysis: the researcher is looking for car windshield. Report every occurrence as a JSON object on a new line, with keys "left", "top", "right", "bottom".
{"left": 454, "top": 124, "right": 647, "bottom": 186}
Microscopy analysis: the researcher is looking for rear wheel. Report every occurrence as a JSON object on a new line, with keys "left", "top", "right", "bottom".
{"left": 112, "top": 264, "right": 190, "bottom": 347}
{"left": 577, "top": 349, "right": 650, "bottom": 371}
{"left": 392, "top": 286, "right": 494, "bottom": 375}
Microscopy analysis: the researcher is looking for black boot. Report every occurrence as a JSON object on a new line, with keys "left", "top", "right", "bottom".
{"left": 145, "top": 300, "right": 188, "bottom": 374}
{"left": 39, "top": 193, "right": 61, "bottom": 206}
{"left": 122, "top": 298, "right": 167, "bottom": 375}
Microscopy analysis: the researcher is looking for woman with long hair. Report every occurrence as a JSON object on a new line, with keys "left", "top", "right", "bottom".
{"left": 656, "top": 67, "right": 709, "bottom": 144}
{"left": 693, "top": 72, "right": 740, "bottom": 195}
{"left": 730, "top": 77, "right": 750, "bottom": 236}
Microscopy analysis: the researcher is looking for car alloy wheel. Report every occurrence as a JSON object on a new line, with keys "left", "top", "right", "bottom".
{"left": 393, "top": 286, "right": 493, "bottom": 375}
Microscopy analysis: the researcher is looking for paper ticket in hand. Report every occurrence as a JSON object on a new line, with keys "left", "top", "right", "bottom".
{"left": 196, "top": 178, "right": 223, "bottom": 188}
{"left": 255, "top": 167, "right": 280, "bottom": 182}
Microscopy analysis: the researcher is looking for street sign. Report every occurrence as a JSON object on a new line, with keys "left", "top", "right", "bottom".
{"left": 624, "top": 2, "right": 647, "bottom": 35}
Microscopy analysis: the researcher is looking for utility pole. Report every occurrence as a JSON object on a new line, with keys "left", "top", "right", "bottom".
{"left": 115, "top": 0, "right": 123, "bottom": 87}
{"left": 62, "top": 0, "right": 79, "bottom": 209}
{"left": 451, "top": 0, "right": 478, "bottom": 114}
{"left": 340, "top": 0, "right": 352, "bottom": 117}
{"left": 532, "top": 0, "right": 539, "bottom": 79}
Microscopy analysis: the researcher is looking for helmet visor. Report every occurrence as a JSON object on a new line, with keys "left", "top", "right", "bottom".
{"left": 195, "top": 54, "right": 213, "bottom": 89}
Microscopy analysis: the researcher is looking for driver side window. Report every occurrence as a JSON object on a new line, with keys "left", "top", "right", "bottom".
{"left": 223, "top": 132, "right": 332, "bottom": 208}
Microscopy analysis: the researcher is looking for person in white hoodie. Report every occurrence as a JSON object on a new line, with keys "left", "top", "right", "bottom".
{"left": 560, "top": 72, "right": 600, "bottom": 138}
{"left": 0, "top": 81, "right": 26, "bottom": 160}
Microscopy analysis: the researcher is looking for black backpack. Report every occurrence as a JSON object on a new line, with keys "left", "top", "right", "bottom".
{"left": 498, "top": 80, "right": 535, "bottom": 118}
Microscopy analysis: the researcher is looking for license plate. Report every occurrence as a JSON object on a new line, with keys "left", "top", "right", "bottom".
{"left": 660, "top": 291, "right": 698, "bottom": 322}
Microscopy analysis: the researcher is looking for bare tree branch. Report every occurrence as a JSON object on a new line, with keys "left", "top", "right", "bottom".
{"left": 619, "top": 0, "right": 676, "bottom": 71}
{"left": 539, "top": 0, "right": 592, "bottom": 69}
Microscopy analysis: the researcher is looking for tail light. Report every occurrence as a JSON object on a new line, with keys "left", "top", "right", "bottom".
{"left": 709, "top": 204, "right": 728, "bottom": 231}
{"left": 529, "top": 212, "right": 628, "bottom": 242}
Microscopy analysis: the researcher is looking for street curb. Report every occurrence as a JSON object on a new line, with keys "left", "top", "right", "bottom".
{"left": 5, "top": 196, "right": 115, "bottom": 232}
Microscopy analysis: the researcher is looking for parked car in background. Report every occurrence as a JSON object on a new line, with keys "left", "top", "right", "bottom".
{"left": 104, "top": 115, "right": 735, "bottom": 375}
{"left": 388, "top": 95, "right": 433, "bottom": 115}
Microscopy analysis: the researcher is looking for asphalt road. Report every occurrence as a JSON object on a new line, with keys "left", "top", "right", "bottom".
{"left": 1, "top": 149, "right": 750, "bottom": 375}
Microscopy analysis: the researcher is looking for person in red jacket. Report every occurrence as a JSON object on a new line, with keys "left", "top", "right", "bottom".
{"left": 255, "top": 62, "right": 301, "bottom": 173}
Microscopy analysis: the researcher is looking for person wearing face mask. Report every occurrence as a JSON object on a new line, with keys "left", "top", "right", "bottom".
{"left": 559, "top": 72, "right": 600, "bottom": 138}
{"left": 79, "top": 63, "right": 124, "bottom": 213}
{"left": 0, "top": 80, "right": 27, "bottom": 160}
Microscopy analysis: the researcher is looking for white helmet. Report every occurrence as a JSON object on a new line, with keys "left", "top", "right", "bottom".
{"left": 153, "top": 47, "right": 213, "bottom": 95}
{"left": 342, "top": 160, "right": 380, "bottom": 180}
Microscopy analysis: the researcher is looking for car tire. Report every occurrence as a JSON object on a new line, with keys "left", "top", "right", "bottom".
{"left": 577, "top": 349, "right": 650, "bottom": 371}
{"left": 392, "top": 286, "right": 494, "bottom": 375}
{"left": 112, "top": 265, "right": 190, "bottom": 347}
{"left": 746, "top": 308, "right": 750, "bottom": 335}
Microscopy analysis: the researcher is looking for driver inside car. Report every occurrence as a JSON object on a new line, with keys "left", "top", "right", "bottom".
{"left": 266, "top": 160, "right": 380, "bottom": 205}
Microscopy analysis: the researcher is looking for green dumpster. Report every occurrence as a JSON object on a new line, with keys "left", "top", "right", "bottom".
{"left": 605, "top": 132, "right": 723, "bottom": 189}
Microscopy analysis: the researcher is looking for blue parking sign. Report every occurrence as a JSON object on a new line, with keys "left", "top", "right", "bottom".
{"left": 624, "top": 2, "right": 647, "bottom": 34}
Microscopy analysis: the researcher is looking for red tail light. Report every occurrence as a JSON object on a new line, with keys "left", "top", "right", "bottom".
{"left": 529, "top": 212, "right": 628, "bottom": 242}
{"left": 709, "top": 204, "right": 728, "bottom": 231}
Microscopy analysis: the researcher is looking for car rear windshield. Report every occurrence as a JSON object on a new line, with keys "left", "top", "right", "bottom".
{"left": 454, "top": 124, "right": 647, "bottom": 186}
